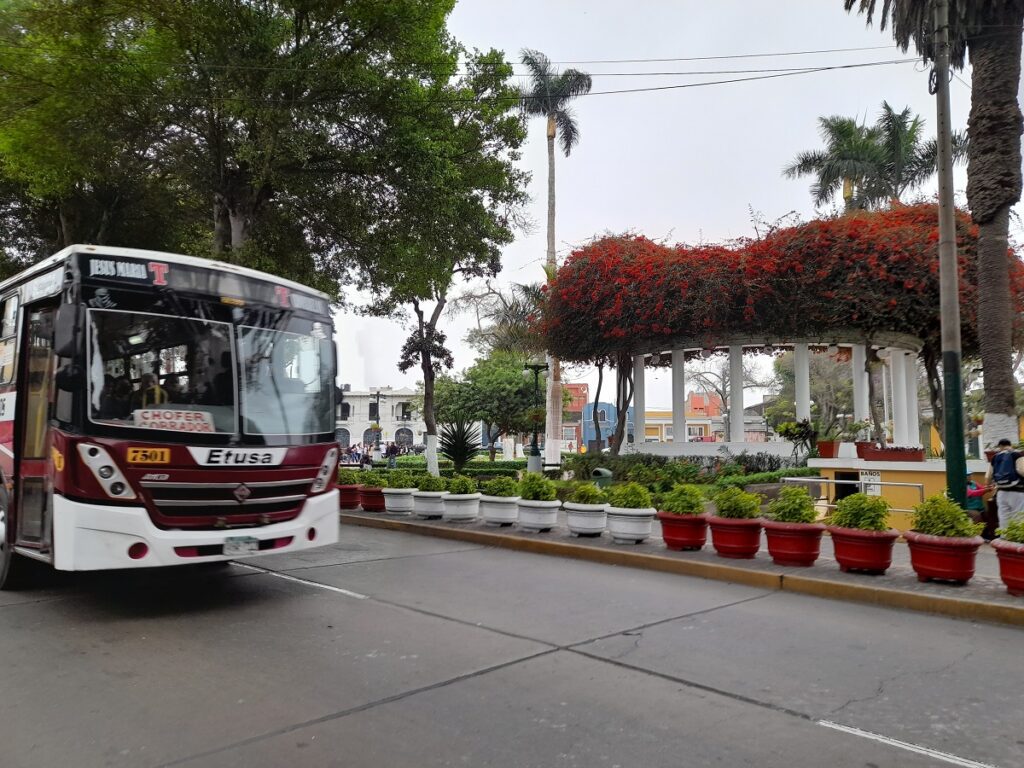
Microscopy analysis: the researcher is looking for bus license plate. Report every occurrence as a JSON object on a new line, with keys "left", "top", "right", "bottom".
{"left": 223, "top": 536, "right": 259, "bottom": 556}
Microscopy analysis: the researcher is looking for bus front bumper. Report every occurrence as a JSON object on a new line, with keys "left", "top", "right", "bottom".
{"left": 51, "top": 489, "right": 340, "bottom": 571}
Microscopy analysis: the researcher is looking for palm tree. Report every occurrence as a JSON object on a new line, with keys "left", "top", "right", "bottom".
{"left": 520, "top": 49, "right": 591, "bottom": 465}
{"left": 844, "top": 1, "right": 1024, "bottom": 443}
{"left": 785, "top": 102, "right": 966, "bottom": 210}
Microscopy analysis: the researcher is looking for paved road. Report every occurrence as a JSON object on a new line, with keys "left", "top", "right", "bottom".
{"left": 1, "top": 524, "right": 1020, "bottom": 768}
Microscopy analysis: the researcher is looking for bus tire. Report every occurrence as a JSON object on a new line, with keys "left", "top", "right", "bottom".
{"left": 0, "top": 489, "right": 29, "bottom": 590}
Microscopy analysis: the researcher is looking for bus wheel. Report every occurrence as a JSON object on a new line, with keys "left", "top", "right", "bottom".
{"left": 0, "top": 494, "right": 29, "bottom": 590}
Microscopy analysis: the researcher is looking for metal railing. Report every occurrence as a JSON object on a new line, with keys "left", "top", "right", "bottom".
{"left": 781, "top": 476, "right": 925, "bottom": 515}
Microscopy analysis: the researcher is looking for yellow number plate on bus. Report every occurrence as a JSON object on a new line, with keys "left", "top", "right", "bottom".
{"left": 127, "top": 448, "right": 171, "bottom": 464}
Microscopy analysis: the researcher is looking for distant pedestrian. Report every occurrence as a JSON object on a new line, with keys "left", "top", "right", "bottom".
{"left": 386, "top": 442, "right": 398, "bottom": 468}
{"left": 986, "top": 438, "right": 1024, "bottom": 532}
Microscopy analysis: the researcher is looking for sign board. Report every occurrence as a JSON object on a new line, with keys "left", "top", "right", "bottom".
{"left": 860, "top": 469, "right": 882, "bottom": 496}
{"left": 133, "top": 409, "right": 216, "bottom": 433}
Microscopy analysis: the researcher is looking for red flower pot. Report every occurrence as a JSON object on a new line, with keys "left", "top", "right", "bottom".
{"left": 990, "top": 539, "right": 1024, "bottom": 596}
{"left": 827, "top": 526, "right": 899, "bottom": 575}
{"left": 854, "top": 441, "right": 874, "bottom": 459}
{"left": 903, "top": 530, "right": 984, "bottom": 585}
{"left": 657, "top": 511, "right": 707, "bottom": 551}
{"left": 359, "top": 486, "right": 385, "bottom": 512}
{"left": 816, "top": 440, "right": 839, "bottom": 459}
{"left": 859, "top": 447, "right": 925, "bottom": 462}
{"left": 762, "top": 520, "right": 826, "bottom": 567}
{"left": 707, "top": 516, "right": 762, "bottom": 559}
{"left": 338, "top": 484, "right": 362, "bottom": 510}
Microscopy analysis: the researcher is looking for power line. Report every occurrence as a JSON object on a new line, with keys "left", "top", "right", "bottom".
{"left": 532, "top": 45, "right": 900, "bottom": 64}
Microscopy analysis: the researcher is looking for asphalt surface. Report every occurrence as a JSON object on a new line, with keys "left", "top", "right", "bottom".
{"left": 1, "top": 524, "right": 1021, "bottom": 768}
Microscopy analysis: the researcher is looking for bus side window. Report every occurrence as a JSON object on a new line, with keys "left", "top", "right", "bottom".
{"left": 0, "top": 294, "right": 18, "bottom": 383}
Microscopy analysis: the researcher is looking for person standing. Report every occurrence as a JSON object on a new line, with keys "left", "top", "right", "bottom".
{"left": 986, "top": 438, "right": 1024, "bottom": 531}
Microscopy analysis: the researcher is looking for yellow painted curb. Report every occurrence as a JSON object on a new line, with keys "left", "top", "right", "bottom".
{"left": 340, "top": 513, "right": 1024, "bottom": 627}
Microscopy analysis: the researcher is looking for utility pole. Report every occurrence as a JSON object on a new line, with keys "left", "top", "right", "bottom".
{"left": 934, "top": 0, "right": 967, "bottom": 507}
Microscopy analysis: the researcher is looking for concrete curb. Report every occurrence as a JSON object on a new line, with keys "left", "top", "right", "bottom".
{"left": 341, "top": 512, "right": 1024, "bottom": 627}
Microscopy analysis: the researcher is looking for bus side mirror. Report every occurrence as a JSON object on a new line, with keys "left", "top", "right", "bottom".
{"left": 53, "top": 303, "right": 82, "bottom": 357}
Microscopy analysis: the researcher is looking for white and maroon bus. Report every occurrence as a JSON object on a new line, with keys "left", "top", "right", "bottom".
{"left": 0, "top": 245, "right": 340, "bottom": 588}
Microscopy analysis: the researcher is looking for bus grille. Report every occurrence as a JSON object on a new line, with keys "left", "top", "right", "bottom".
{"left": 138, "top": 477, "right": 314, "bottom": 528}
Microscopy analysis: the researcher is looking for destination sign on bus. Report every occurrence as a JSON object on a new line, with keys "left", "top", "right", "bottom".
{"left": 133, "top": 409, "right": 216, "bottom": 433}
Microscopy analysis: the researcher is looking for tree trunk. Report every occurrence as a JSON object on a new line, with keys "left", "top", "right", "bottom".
{"left": 865, "top": 346, "right": 885, "bottom": 443}
{"left": 421, "top": 358, "right": 439, "bottom": 476}
{"left": 544, "top": 114, "right": 563, "bottom": 465}
{"left": 592, "top": 362, "right": 604, "bottom": 448}
{"left": 922, "top": 346, "right": 944, "bottom": 440}
{"left": 213, "top": 195, "right": 231, "bottom": 256}
{"left": 610, "top": 352, "right": 633, "bottom": 456}
{"left": 967, "top": 22, "right": 1023, "bottom": 443}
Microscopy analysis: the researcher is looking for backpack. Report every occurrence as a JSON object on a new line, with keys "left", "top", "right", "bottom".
{"left": 992, "top": 451, "right": 1023, "bottom": 489}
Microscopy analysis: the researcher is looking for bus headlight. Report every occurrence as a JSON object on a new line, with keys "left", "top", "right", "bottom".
{"left": 311, "top": 447, "right": 338, "bottom": 493}
{"left": 77, "top": 444, "right": 137, "bottom": 500}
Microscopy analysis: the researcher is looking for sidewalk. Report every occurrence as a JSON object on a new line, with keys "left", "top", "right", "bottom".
{"left": 340, "top": 510, "right": 1024, "bottom": 628}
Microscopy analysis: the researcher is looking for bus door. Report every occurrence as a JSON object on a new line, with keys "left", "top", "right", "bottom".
{"left": 14, "top": 305, "right": 55, "bottom": 552}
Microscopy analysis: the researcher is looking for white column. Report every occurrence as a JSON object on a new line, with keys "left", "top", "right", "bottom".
{"left": 851, "top": 344, "right": 869, "bottom": 423}
{"left": 904, "top": 352, "right": 920, "bottom": 446}
{"left": 729, "top": 345, "right": 745, "bottom": 443}
{"left": 890, "top": 349, "right": 909, "bottom": 445}
{"left": 794, "top": 343, "right": 811, "bottom": 422}
{"left": 671, "top": 349, "right": 686, "bottom": 443}
{"left": 632, "top": 354, "right": 646, "bottom": 447}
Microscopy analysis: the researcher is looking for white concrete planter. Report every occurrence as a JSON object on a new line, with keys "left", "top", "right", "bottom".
{"left": 441, "top": 492, "right": 481, "bottom": 522}
{"left": 382, "top": 487, "right": 415, "bottom": 515}
{"left": 563, "top": 502, "right": 609, "bottom": 537}
{"left": 413, "top": 491, "right": 446, "bottom": 519}
{"left": 480, "top": 495, "right": 520, "bottom": 526}
{"left": 517, "top": 499, "right": 561, "bottom": 532}
{"left": 606, "top": 506, "right": 657, "bottom": 544}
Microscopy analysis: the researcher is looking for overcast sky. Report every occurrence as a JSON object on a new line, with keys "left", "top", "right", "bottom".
{"left": 337, "top": 0, "right": 1021, "bottom": 408}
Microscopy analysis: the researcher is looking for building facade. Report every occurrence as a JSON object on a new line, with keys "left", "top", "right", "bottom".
{"left": 335, "top": 386, "right": 425, "bottom": 449}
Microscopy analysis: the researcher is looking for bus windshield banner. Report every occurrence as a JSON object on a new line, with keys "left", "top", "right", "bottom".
{"left": 133, "top": 409, "right": 216, "bottom": 433}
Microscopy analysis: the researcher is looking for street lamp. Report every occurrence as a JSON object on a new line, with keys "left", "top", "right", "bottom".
{"left": 523, "top": 360, "right": 549, "bottom": 473}
{"left": 372, "top": 389, "right": 385, "bottom": 459}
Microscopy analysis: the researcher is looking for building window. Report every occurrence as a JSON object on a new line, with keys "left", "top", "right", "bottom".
{"left": 335, "top": 427, "right": 351, "bottom": 448}
{"left": 395, "top": 427, "right": 413, "bottom": 446}
{"left": 597, "top": 408, "right": 607, "bottom": 423}
{"left": 338, "top": 402, "right": 351, "bottom": 420}
{"left": 562, "top": 427, "right": 576, "bottom": 442}
{"left": 369, "top": 401, "right": 379, "bottom": 421}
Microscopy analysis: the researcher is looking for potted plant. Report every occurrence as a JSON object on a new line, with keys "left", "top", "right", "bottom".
{"left": 762, "top": 485, "right": 825, "bottom": 566}
{"left": 606, "top": 482, "right": 656, "bottom": 544}
{"left": 442, "top": 474, "right": 481, "bottom": 522}
{"left": 357, "top": 470, "right": 386, "bottom": 512}
{"left": 707, "top": 486, "right": 763, "bottom": 559}
{"left": 904, "top": 494, "right": 985, "bottom": 584}
{"left": 840, "top": 420, "right": 873, "bottom": 458}
{"left": 776, "top": 419, "right": 817, "bottom": 457}
{"left": 480, "top": 476, "right": 520, "bottom": 526}
{"left": 337, "top": 468, "right": 362, "bottom": 511}
{"left": 992, "top": 516, "right": 1024, "bottom": 596}
{"left": 814, "top": 421, "right": 841, "bottom": 459}
{"left": 517, "top": 473, "right": 560, "bottom": 533}
{"left": 827, "top": 493, "right": 899, "bottom": 574}
{"left": 859, "top": 444, "right": 925, "bottom": 462}
{"left": 413, "top": 475, "right": 448, "bottom": 519}
{"left": 381, "top": 470, "right": 417, "bottom": 515}
{"left": 564, "top": 483, "right": 609, "bottom": 537}
{"left": 656, "top": 484, "right": 709, "bottom": 551}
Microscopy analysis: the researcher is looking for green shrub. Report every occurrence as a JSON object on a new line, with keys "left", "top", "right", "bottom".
{"left": 518, "top": 472, "right": 558, "bottom": 501}
{"left": 446, "top": 475, "right": 478, "bottom": 495}
{"left": 712, "top": 486, "right": 762, "bottom": 519}
{"left": 337, "top": 468, "right": 362, "bottom": 485}
{"left": 830, "top": 493, "right": 890, "bottom": 531}
{"left": 385, "top": 470, "right": 416, "bottom": 489}
{"left": 416, "top": 475, "right": 448, "bottom": 492}
{"left": 569, "top": 483, "right": 607, "bottom": 505}
{"left": 714, "top": 467, "right": 820, "bottom": 491}
{"left": 998, "top": 515, "right": 1024, "bottom": 543}
{"left": 658, "top": 484, "right": 706, "bottom": 516}
{"left": 439, "top": 416, "right": 481, "bottom": 472}
{"left": 482, "top": 477, "right": 519, "bottom": 497}
{"left": 912, "top": 494, "right": 984, "bottom": 538}
{"left": 466, "top": 459, "right": 528, "bottom": 470}
{"left": 765, "top": 486, "right": 817, "bottom": 524}
{"left": 358, "top": 470, "right": 386, "bottom": 489}
{"left": 608, "top": 482, "right": 653, "bottom": 509}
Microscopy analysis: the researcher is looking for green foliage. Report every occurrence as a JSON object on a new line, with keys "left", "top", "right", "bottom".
{"left": 569, "top": 483, "right": 607, "bottom": 505}
{"left": 627, "top": 461, "right": 700, "bottom": 492}
{"left": 358, "top": 471, "right": 387, "bottom": 490}
{"left": 658, "top": 485, "right": 706, "bottom": 516}
{"left": 776, "top": 420, "right": 818, "bottom": 454}
{"left": 446, "top": 474, "right": 478, "bottom": 495}
{"left": 607, "top": 482, "right": 653, "bottom": 510}
{"left": 714, "top": 467, "right": 821, "bottom": 491}
{"left": 765, "top": 486, "right": 817, "bottom": 524}
{"left": 482, "top": 477, "right": 519, "bottom": 497}
{"left": 841, "top": 420, "right": 872, "bottom": 441}
{"left": 439, "top": 416, "right": 482, "bottom": 472}
{"left": 518, "top": 472, "right": 557, "bottom": 501}
{"left": 912, "top": 495, "right": 984, "bottom": 538}
{"left": 712, "top": 487, "right": 762, "bottom": 519}
{"left": 830, "top": 493, "right": 891, "bottom": 532}
{"left": 337, "top": 468, "right": 362, "bottom": 486}
{"left": 416, "top": 475, "right": 448, "bottom": 492}
{"left": 998, "top": 516, "right": 1024, "bottom": 543}
{"left": 385, "top": 471, "right": 417, "bottom": 490}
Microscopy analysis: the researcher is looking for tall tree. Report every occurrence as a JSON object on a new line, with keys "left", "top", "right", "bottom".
{"left": 844, "top": 1, "right": 1024, "bottom": 442}
{"left": 520, "top": 49, "right": 591, "bottom": 466}
{"left": 784, "top": 102, "right": 966, "bottom": 210}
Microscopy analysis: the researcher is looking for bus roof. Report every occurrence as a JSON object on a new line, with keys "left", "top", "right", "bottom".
{"left": 0, "top": 244, "right": 333, "bottom": 302}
